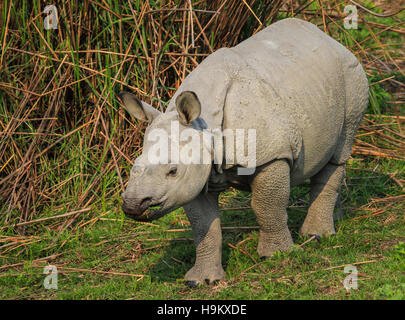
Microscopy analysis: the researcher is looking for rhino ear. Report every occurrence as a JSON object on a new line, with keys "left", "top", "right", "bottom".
{"left": 118, "top": 91, "right": 161, "bottom": 123}
{"left": 175, "top": 91, "right": 201, "bottom": 126}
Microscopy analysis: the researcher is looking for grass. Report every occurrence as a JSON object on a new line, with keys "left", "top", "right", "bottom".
{"left": 1, "top": 156, "right": 403, "bottom": 300}
{"left": 0, "top": 0, "right": 404, "bottom": 300}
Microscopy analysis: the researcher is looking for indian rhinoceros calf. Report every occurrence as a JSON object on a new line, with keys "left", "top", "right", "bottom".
{"left": 118, "top": 18, "right": 369, "bottom": 286}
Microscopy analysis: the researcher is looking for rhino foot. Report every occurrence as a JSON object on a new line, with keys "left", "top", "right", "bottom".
{"left": 185, "top": 264, "right": 225, "bottom": 287}
{"left": 300, "top": 219, "right": 336, "bottom": 238}
{"left": 257, "top": 229, "right": 294, "bottom": 258}
{"left": 300, "top": 163, "right": 344, "bottom": 238}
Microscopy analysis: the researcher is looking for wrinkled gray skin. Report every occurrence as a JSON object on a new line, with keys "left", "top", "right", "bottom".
{"left": 118, "top": 18, "right": 369, "bottom": 286}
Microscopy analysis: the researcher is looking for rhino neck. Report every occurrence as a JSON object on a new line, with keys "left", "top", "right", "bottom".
{"left": 166, "top": 48, "right": 234, "bottom": 131}
{"left": 206, "top": 165, "right": 252, "bottom": 193}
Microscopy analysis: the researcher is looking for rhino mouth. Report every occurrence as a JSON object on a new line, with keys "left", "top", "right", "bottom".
{"left": 123, "top": 200, "right": 169, "bottom": 221}
{"left": 136, "top": 205, "right": 164, "bottom": 220}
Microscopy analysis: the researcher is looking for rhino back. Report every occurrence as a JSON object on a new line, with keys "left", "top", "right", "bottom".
{"left": 222, "top": 18, "right": 366, "bottom": 183}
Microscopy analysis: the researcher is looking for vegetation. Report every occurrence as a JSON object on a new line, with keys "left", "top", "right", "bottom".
{"left": 0, "top": 0, "right": 404, "bottom": 299}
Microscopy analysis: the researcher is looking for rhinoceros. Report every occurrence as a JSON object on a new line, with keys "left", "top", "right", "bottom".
{"left": 118, "top": 18, "right": 369, "bottom": 286}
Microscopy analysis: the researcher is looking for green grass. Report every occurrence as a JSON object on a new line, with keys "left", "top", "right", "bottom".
{"left": 0, "top": 0, "right": 404, "bottom": 300}
{"left": 1, "top": 157, "right": 404, "bottom": 300}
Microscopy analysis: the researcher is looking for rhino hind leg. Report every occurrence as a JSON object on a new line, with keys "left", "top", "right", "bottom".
{"left": 333, "top": 193, "right": 344, "bottom": 221}
{"left": 300, "top": 163, "right": 345, "bottom": 237}
{"left": 183, "top": 193, "right": 225, "bottom": 286}
{"left": 251, "top": 160, "right": 294, "bottom": 257}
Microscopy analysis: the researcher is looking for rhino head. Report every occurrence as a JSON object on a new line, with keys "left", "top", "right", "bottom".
{"left": 118, "top": 91, "right": 214, "bottom": 221}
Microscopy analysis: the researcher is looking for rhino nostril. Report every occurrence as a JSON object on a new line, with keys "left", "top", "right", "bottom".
{"left": 140, "top": 197, "right": 152, "bottom": 209}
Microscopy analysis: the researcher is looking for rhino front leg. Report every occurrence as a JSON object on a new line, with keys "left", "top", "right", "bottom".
{"left": 251, "top": 160, "right": 294, "bottom": 257}
{"left": 183, "top": 192, "right": 225, "bottom": 286}
{"left": 300, "top": 163, "right": 345, "bottom": 237}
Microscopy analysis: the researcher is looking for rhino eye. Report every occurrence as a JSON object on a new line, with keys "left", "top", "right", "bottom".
{"left": 167, "top": 166, "right": 177, "bottom": 177}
